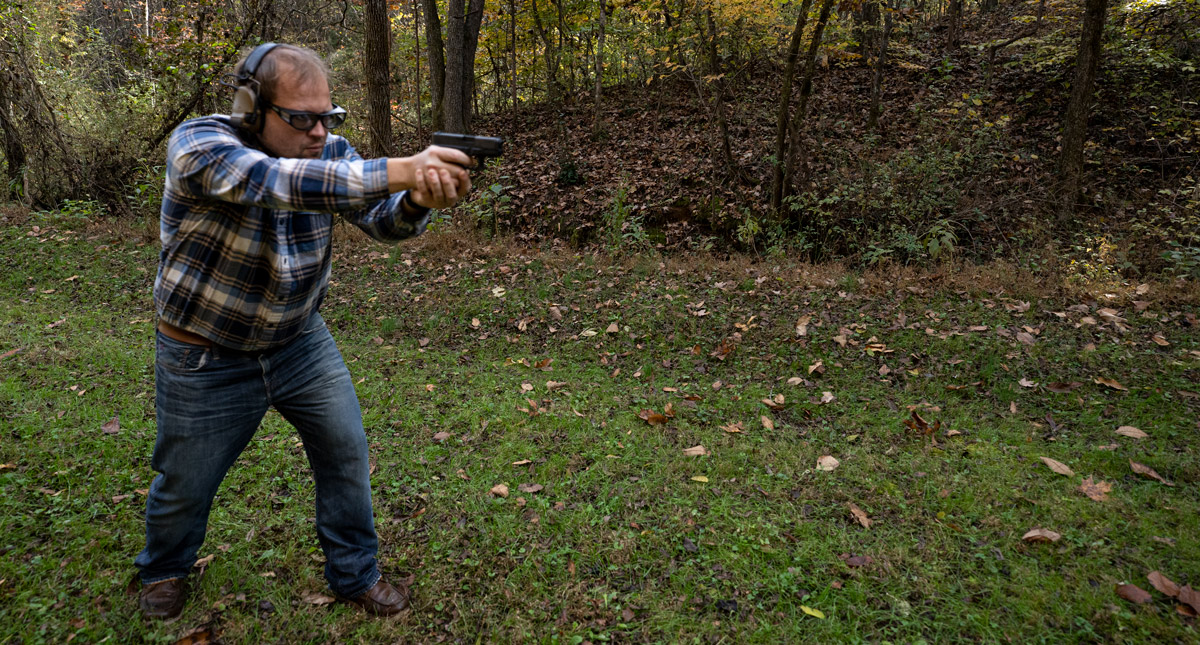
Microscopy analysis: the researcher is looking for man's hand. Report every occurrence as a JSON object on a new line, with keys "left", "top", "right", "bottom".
{"left": 388, "top": 146, "right": 472, "bottom": 209}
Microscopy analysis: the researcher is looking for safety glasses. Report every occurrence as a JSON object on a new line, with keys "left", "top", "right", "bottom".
{"left": 267, "top": 103, "right": 347, "bottom": 131}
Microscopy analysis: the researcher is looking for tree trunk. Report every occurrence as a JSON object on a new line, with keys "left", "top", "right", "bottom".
{"left": 423, "top": 0, "right": 446, "bottom": 131}
{"left": 530, "top": 0, "right": 563, "bottom": 104}
{"left": 770, "top": 0, "right": 814, "bottom": 214}
{"left": 0, "top": 72, "right": 28, "bottom": 201}
{"left": 592, "top": 0, "right": 607, "bottom": 133}
{"left": 855, "top": 0, "right": 880, "bottom": 57}
{"left": 782, "top": 0, "right": 835, "bottom": 210}
{"left": 443, "top": 0, "right": 484, "bottom": 133}
{"left": 462, "top": 0, "right": 485, "bottom": 131}
{"left": 413, "top": 0, "right": 422, "bottom": 141}
{"left": 445, "top": 0, "right": 465, "bottom": 132}
{"left": 364, "top": 0, "right": 394, "bottom": 157}
{"left": 1058, "top": 0, "right": 1109, "bottom": 221}
{"left": 703, "top": 10, "right": 735, "bottom": 175}
{"left": 509, "top": 0, "right": 518, "bottom": 110}
{"left": 867, "top": 0, "right": 893, "bottom": 132}
{"left": 947, "top": 0, "right": 962, "bottom": 49}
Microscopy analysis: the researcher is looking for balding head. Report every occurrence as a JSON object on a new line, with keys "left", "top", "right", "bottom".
{"left": 234, "top": 44, "right": 331, "bottom": 104}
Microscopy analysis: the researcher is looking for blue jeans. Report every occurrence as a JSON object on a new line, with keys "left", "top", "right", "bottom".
{"left": 135, "top": 312, "right": 380, "bottom": 598}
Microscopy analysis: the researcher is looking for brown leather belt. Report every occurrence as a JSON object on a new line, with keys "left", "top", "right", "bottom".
{"left": 157, "top": 320, "right": 213, "bottom": 347}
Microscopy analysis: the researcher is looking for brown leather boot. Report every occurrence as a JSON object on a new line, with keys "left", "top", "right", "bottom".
{"left": 139, "top": 578, "right": 186, "bottom": 620}
{"left": 342, "top": 579, "right": 410, "bottom": 616}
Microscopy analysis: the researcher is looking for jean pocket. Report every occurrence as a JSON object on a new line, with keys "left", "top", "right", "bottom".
{"left": 156, "top": 331, "right": 211, "bottom": 373}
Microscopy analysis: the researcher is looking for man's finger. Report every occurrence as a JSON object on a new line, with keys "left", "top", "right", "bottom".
{"left": 429, "top": 146, "right": 472, "bottom": 168}
{"left": 426, "top": 168, "right": 445, "bottom": 204}
{"left": 414, "top": 163, "right": 428, "bottom": 196}
{"left": 439, "top": 169, "right": 458, "bottom": 202}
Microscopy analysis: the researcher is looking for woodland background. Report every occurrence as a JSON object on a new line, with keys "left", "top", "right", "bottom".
{"left": 0, "top": 0, "right": 1197, "bottom": 274}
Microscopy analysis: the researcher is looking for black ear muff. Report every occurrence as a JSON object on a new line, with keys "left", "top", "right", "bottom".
{"left": 228, "top": 42, "right": 279, "bottom": 132}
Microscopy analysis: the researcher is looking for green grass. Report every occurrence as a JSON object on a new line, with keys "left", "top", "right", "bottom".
{"left": 1, "top": 207, "right": 1198, "bottom": 643}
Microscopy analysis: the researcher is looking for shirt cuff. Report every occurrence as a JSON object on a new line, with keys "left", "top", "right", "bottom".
{"left": 399, "top": 191, "right": 432, "bottom": 223}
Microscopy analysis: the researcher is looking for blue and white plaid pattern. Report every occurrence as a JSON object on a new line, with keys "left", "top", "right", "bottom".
{"left": 154, "top": 115, "right": 428, "bottom": 351}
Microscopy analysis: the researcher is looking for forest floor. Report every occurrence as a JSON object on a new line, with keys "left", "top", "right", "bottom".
{"left": 1, "top": 206, "right": 1198, "bottom": 643}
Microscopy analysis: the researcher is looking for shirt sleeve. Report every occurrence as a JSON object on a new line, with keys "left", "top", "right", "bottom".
{"left": 332, "top": 141, "right": 432, "bottom": 243}
{"left": 166, "top": 118, "right": 393, "bottom": 214}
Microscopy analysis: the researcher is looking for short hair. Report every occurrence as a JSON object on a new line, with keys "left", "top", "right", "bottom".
{"left": 234, "top": 44, "right": 331, "bottom": 104}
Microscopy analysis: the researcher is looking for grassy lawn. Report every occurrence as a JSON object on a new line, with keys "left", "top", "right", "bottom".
{"left": 1, "top": 206, "right": 1198, "bottom": 643}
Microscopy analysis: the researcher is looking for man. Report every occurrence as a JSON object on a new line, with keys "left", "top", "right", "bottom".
{"left": 135, "top": 43, "right": 471, "bottom": 620}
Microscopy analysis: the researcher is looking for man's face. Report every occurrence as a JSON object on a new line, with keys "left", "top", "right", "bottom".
{"left": 258, "top": 66, "right": 332, "bottom": 160}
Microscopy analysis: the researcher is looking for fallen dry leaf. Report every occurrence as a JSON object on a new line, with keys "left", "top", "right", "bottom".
{"left": 819, "top": 391, "right": 836, "bottom": 404}
{"left": 787, "top": 376, "right": 804, "bottom": 386}
{"left": 1148, "top": 571, "right": 1180, "bottom": 598}
{"left": 1040, "top": 457, "right": 1075, "bottom": 477}
{"left": 761, "top": 416, "right": 775, "bottom": 431}
{"left": 682, "top": 445, "right": 708, "bottom": 457}
{"left": 432, "top": 431, "right": 452, "bottom": 442}
{"left": 517, "top": 483, "right": 544, "bottom": 494}
{"left": 1095, "top": 377, "right": 1129, "bottom": 391}
{"left": 302, "top": 590, "right": 337, "bottom": 606}
{"left": 808, "top": 359, "right": 825, "bottom": 375}
{"left": 1079, "top": 477, "right": 1112, "bottom": 501}
{"left": 816, "top": 455, "right": 840, "bottom": 472}
{"left": 1116, "top": 583, "right": 1152, "bottom": 604}
{"left": 1180, "top": 586, "right": 1200, "bottom": 614}
{"left": 489, "top": 484, "right": 509, "bottom": 498}
{"left": 721, "top": 422, "right": 744, "bottom": 434}
{"left": 1115, "top": 425, "right": 1148, "bottom": 439}
{"left": 101, "top": 415, "right": 119, "bottom": 435}
{"left": 795, "top": 315, "right": 811, "bottom": 337}
{"left": 690, "top": 476, "right": 709, "bottom": 483}
{"left": 172, "top": 625, "right": 216, "bottom": 645}
{"left": 1047, "top": 382, "right": 1083, "bottom": 393}
{"left": 1021, "top": 528, "right": 1062, "bottom": 543}
{"left": 848, "top": 503, "right": 871, "bottom": 528}
{"left": 710, "top": 340, "right": 735, "bottom": 361}
{"left": 1130, "top": 460, "right": 1174, "bottom": 486}
{"left": 605, "top": 322, "right": 619, "bottom": 334}
{"left": 1018, "top": 378, "right": 1038, "bottom": 388}
{"left": 1151, "top": 334, "right": 1169, "bottom": 346}
{"left": 844, "top": 555, "right": 873, "bottom": 567}
{"left": 638, "top": 409, "right": 668, "bottom": 426}
{"left": 511, "top": 459, "right": 532, "bottom": 466}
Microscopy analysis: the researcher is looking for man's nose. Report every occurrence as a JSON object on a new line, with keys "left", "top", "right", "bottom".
{"left": 309, "top": 120, "right": 327, "bottom": 138}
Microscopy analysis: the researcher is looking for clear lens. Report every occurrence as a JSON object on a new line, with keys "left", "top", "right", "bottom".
{"left": 291, "top": 114, "right": 317, "bottom": 130}
{"left": 322, "top": 113, "right": 345, "bottom": 129}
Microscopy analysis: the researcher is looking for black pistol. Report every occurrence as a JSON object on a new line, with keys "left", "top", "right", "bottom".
{"left": 432, "top": 132, "right": 504, "bottom": 169}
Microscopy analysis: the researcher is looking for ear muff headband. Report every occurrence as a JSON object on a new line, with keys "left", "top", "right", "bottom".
{"left": 230, "top": 42, "right": 279, "bottom": 132}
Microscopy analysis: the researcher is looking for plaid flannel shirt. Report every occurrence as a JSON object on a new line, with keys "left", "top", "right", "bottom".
{"left": 154, "top": 115, "right": 429, "bottom": 351}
